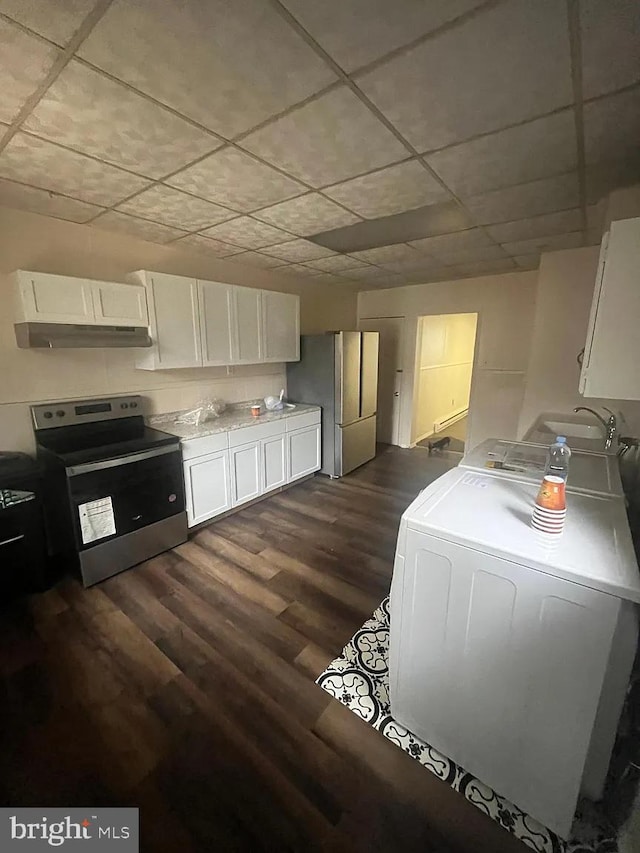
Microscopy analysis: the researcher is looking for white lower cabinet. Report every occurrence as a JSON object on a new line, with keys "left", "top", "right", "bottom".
{"left": 287, "top": 424, "right": 322, "bottom": 482}
{"left": 184, "top": 450, "right": 231, "bottom": 526}
{"left": 230, "top": 441, "right": 261, "bottom": 506}
{"left": 181, "top": 410, "right": 321, "bottom": 527}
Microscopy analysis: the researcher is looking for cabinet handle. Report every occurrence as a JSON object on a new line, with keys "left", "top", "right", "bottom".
{"left": 577, "top": 348, "right": 585, "bottom": 367}
{"left": 0, "top": 534, "right": 25, "bottom": 547}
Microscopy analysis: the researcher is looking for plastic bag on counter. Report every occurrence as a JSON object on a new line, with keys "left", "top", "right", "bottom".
{"left": 175, "top": 398, "right": 227, "bottom": 426}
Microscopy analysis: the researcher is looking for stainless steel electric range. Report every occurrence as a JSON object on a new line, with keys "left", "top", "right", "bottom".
{"left": 33, "top": 395, "right": 187, "bottom": 587}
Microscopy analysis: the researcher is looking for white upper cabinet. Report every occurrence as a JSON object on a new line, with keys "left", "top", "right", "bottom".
{"left": 92, "top": 280, "right": 148, "bottom": 326}
{"left": 262, "top": 290, "right": 300, "bottom": 362}
{"left": 232, "top": 286, "right": 263, "bottom": 364}
{"left": 198, "top": 279, "right": 234, "bottom": 366}
{"left": 131, "top": 271, "right": 299, "bottom": 370}
{"left": 134, "top": 271, "right": 202, "bottom": 370}
{"left": 580, "top": 217, "right": 640, "bottom": 399}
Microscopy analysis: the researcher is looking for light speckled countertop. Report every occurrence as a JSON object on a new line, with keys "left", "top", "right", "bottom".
{"left": 148, "top": 401, "right": 320, "bottom": 441}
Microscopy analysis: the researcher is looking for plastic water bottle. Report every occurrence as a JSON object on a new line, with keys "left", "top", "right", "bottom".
{"left": 545, "top": 436, "right": 571, "bottom": 482}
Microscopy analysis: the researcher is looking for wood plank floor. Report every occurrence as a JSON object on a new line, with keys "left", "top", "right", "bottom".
{"left": 0, "top": 445, "right": 526, "bottom": 853}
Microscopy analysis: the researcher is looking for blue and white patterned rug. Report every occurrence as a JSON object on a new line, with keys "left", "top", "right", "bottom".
{"left": 316, "top": 597, "right": 617, "bottom": 853}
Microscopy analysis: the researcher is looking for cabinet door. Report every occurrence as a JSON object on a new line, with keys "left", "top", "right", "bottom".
{"left": 232, "top": 286, "right": 262, "bottom": 364}
{"left": 150, "top": 273, "right": 202, "bottom": 368}
{"left": 92, "top": 281, "right": 148, "bottom": 326}
{"left": 198, "top": 279, "right": 234, "bottom": 365}
{"left": 230, "top": 442, "right": 261, "bottom": 506}
{"left": 262, "top": 290, "right": 300, "bottom": 362}
{"left": 17, "top": 271, "right": 95, "bottom": 324}
{"left": 580, "top": 217, "right": 640, "bottom": 399}
{"left": 184, "top": 450, "right": 231, "bottom": 527}
{"left": 262, "top": 434, "right": 286, "bottom": 492}
{"left": 287, "top": 425, "right": 321, "bottom": 482}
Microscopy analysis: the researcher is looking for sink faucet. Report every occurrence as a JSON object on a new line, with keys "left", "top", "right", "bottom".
{"left": 574, "top": 406, "right": 618, "bottom": 449}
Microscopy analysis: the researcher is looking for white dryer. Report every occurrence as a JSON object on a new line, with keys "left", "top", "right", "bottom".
{"left": 390, "top": 466, "right": 639, "bottom": 839}
{"left": 460, "top": 437, "right": 623, "bottom": 497}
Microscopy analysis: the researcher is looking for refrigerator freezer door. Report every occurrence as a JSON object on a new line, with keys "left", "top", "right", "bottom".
{"left": 337, "top": 332, "right": 361, "bottom": 426}
{"left": 360, "top": 332, "right": 379, "bottom": 419}
{"left": 336, "top": 414, "right": 376, "bottom": 476}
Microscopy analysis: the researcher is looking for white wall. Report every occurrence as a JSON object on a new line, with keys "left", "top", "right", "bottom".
{"left": 358, "top": 271, "right": 537, "bottom": 450}
{"left": 0, "top": 206, "right": 357, "bottom": 453}
{"left": 415, "top": 313, "right": 477, "bottom": 441}
{"left": 518, "top": 245, "right": 640, "bottom": 439}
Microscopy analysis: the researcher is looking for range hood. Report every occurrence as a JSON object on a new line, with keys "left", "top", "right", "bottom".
{"left": 14, "top": 322, "right": 152, "bottom": 349}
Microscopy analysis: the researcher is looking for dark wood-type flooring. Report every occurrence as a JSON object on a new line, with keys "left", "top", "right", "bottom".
{"left": 0, "top": 445, "right": 526, "bottom": 852}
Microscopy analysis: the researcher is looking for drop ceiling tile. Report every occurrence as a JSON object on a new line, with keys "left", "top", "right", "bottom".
{"left": 501, "top": 231, "right": 584, "bottom": 257}
{"left": 358, "top": 0, "right": 572, "bottom": 151}
{"left": 260, "top": 239, "right": 335, "bottom": 262}
{"left": 23, "top": 62, "right": 219, "bottom": 179}
{"left": 340, "top": 264, "right": 389, "bottom": 280}
{"left": 409, "top": 227, "right": 492, "bottom": 255}
{"left": 173, "top": 233, "right": 243, "bottom": 257}
{"left": 580, "top": 0, "right": 640, "bottom": 99}
{"left": 220, "top": 250, "right": 285, "bottom": 268}
{"left": 350, "top": 243, "right": 422, "bottom": 264}
{"left": 486, "top": 209, "right": 583, "bottom": 244}
{"left": 430, "top": 244, "right": 509, "bottom": 265}
{"left": 583, "top": 87, "right": 640, "bottom": 166}
{"left": 463, "top": 173, "right": 580, "bottom": 225}
{"left": 585, "top": 156, "right": 640, "bottom": 204}
{"left": 444, "top": 258, "right": 518, "bottom": 277}
{"left": 281, "top": 0, "right": 484, "bottom": 72}
{"left": 426, "top": 111, "right": 577, "bottom": 197}
{"left": 0, "top": 0, "right": 98, "bottom": 45}
{"left": 255, "top": 193, "right": 361, "bottom": 236}
{"left": 240, "top": 87, "right": 408, "bottom": 186}
{"left": 168, "top": 147, "right": 306, "bottom": 211}
{"left": 305, "top": 254, "right": 370, "bottom": 272}
{"left": 0, "top": 177, "right": 104, "bottom": 222}
{"left": 586, "top": 229, "right": 603, "bottom": 247}
{"left": 200, "top": 216, "right": 295, "bottom": 249}
{"left": 118, "top": 185, "right": 234, "bottom": 231}
{"left": 513, "top": 254, "right": 540, "bottom": 270}
{"left": 78, "top": 0, "right": 336, "bottom": 138}
{"left": 0, "top": 19, "right": 60, "bottom": 123}
{"left": 586, "top": 202, "right": 606, "bottom": 234}
{"left": 309, "top": 272, "right": 351, "bottom": 285}
{"left": 280, "top": 264, "right": 323, "bottom": 277}
{"left": 92, "top": 210, "right": 187, "bottom": 244}
{"left": 0, "top": 132, "right": 151, "bottom": 205}
{"left": 323, "top": 160, "right": 448, "bottom": 219}
{"left": 382, "top": 256, "right": 441, "bottom": 274}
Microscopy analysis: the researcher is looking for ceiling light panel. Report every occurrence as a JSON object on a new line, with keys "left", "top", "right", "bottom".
{"left": 23, "top": 61, "right": 219, "bottom": 179}
{"left": 78, "top": 0, "right": 336, "bottom": 137}
{"left": 240, "top": 86, "right": 408, "bottom": 186}
{"left": 0, "top": 132, "right": 151, "bottom": 206}
{"left": 357, "top": 0, "right": 572, "bottom": 152}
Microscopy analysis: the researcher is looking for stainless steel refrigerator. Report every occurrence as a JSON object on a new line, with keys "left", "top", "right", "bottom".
{"left": 287, "top": 331, "right": 379, "bottom": 478}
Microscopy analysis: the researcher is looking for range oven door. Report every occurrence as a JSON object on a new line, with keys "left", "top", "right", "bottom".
{"left": 66, "top": 445, "right": 185, "bottom": 551}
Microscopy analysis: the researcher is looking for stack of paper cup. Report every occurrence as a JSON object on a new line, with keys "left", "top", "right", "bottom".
{"left": 531, "top": 475, "right": 566, "bottom": 534}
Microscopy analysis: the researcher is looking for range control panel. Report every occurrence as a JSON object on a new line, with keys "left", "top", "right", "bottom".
{"left": 31, "top": 396, "right": 144, "bottom": 430}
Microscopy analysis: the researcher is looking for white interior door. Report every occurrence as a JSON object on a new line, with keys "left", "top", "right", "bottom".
{"left": 358, "top": 318, "right": 403, "bottom": 445}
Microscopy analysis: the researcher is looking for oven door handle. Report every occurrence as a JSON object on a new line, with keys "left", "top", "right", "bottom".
{"left": 0, "top": 534, "right": 25, "bottom": 547}
{"left": 66, "top": 443, "right": 179, "bottom": 477}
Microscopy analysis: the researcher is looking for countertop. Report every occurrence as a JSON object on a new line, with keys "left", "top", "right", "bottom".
{"left": 148, "top": 402, "right": 321, "bottom": 441}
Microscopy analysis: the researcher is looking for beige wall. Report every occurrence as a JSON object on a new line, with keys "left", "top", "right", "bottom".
{"left": 358, "top": 271, "right": 537, "bottom": 450}
{"left": 415, "top": 313, "right": 477, "bottom": 441}
{"left": 0, "top": 206, "right": 357, "bottom": 453}
{"left": 518, "top": 245, "right": 640, "bottom": 439}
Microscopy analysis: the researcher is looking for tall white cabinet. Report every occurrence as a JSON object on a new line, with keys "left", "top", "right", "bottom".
{"left": 132, "top": 271, "right": 300, "bottom": 370}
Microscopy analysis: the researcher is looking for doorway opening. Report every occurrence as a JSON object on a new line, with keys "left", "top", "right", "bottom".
{"left": 413, "top": 313, "right": 478, "bottom": 454}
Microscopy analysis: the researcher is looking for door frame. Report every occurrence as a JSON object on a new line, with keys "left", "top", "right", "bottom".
{"left": 357, "top": 316, "right": 404, "bottom": 446}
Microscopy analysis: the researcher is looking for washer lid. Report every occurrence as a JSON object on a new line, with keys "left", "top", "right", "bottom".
{"left": 405, "top": 468, "right": 640, "bottom": 603}
{"left": 460, "top": 438, "right": 623, "bottom": 497}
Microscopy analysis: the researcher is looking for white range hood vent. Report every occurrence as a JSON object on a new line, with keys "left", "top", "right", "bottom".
{"left": 14, "top": 322, "right": 152, "bottom": 349}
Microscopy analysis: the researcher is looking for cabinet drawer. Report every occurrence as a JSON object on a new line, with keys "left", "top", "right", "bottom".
{"left": 181, "top": 432, "right": 228, "bottom": 460}
{"left": 285, "top": 410, "right": 321, "bottom": 432}
{"left": 228, "top": 420, "right": 284, "bottom": 447}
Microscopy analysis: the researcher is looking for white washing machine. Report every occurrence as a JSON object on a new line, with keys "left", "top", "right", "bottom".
{"left": 390, "top": 466, "right": 639, "bottom": 839}
{"left": 460, "top": 438, "right": 623, "bottom": 497}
